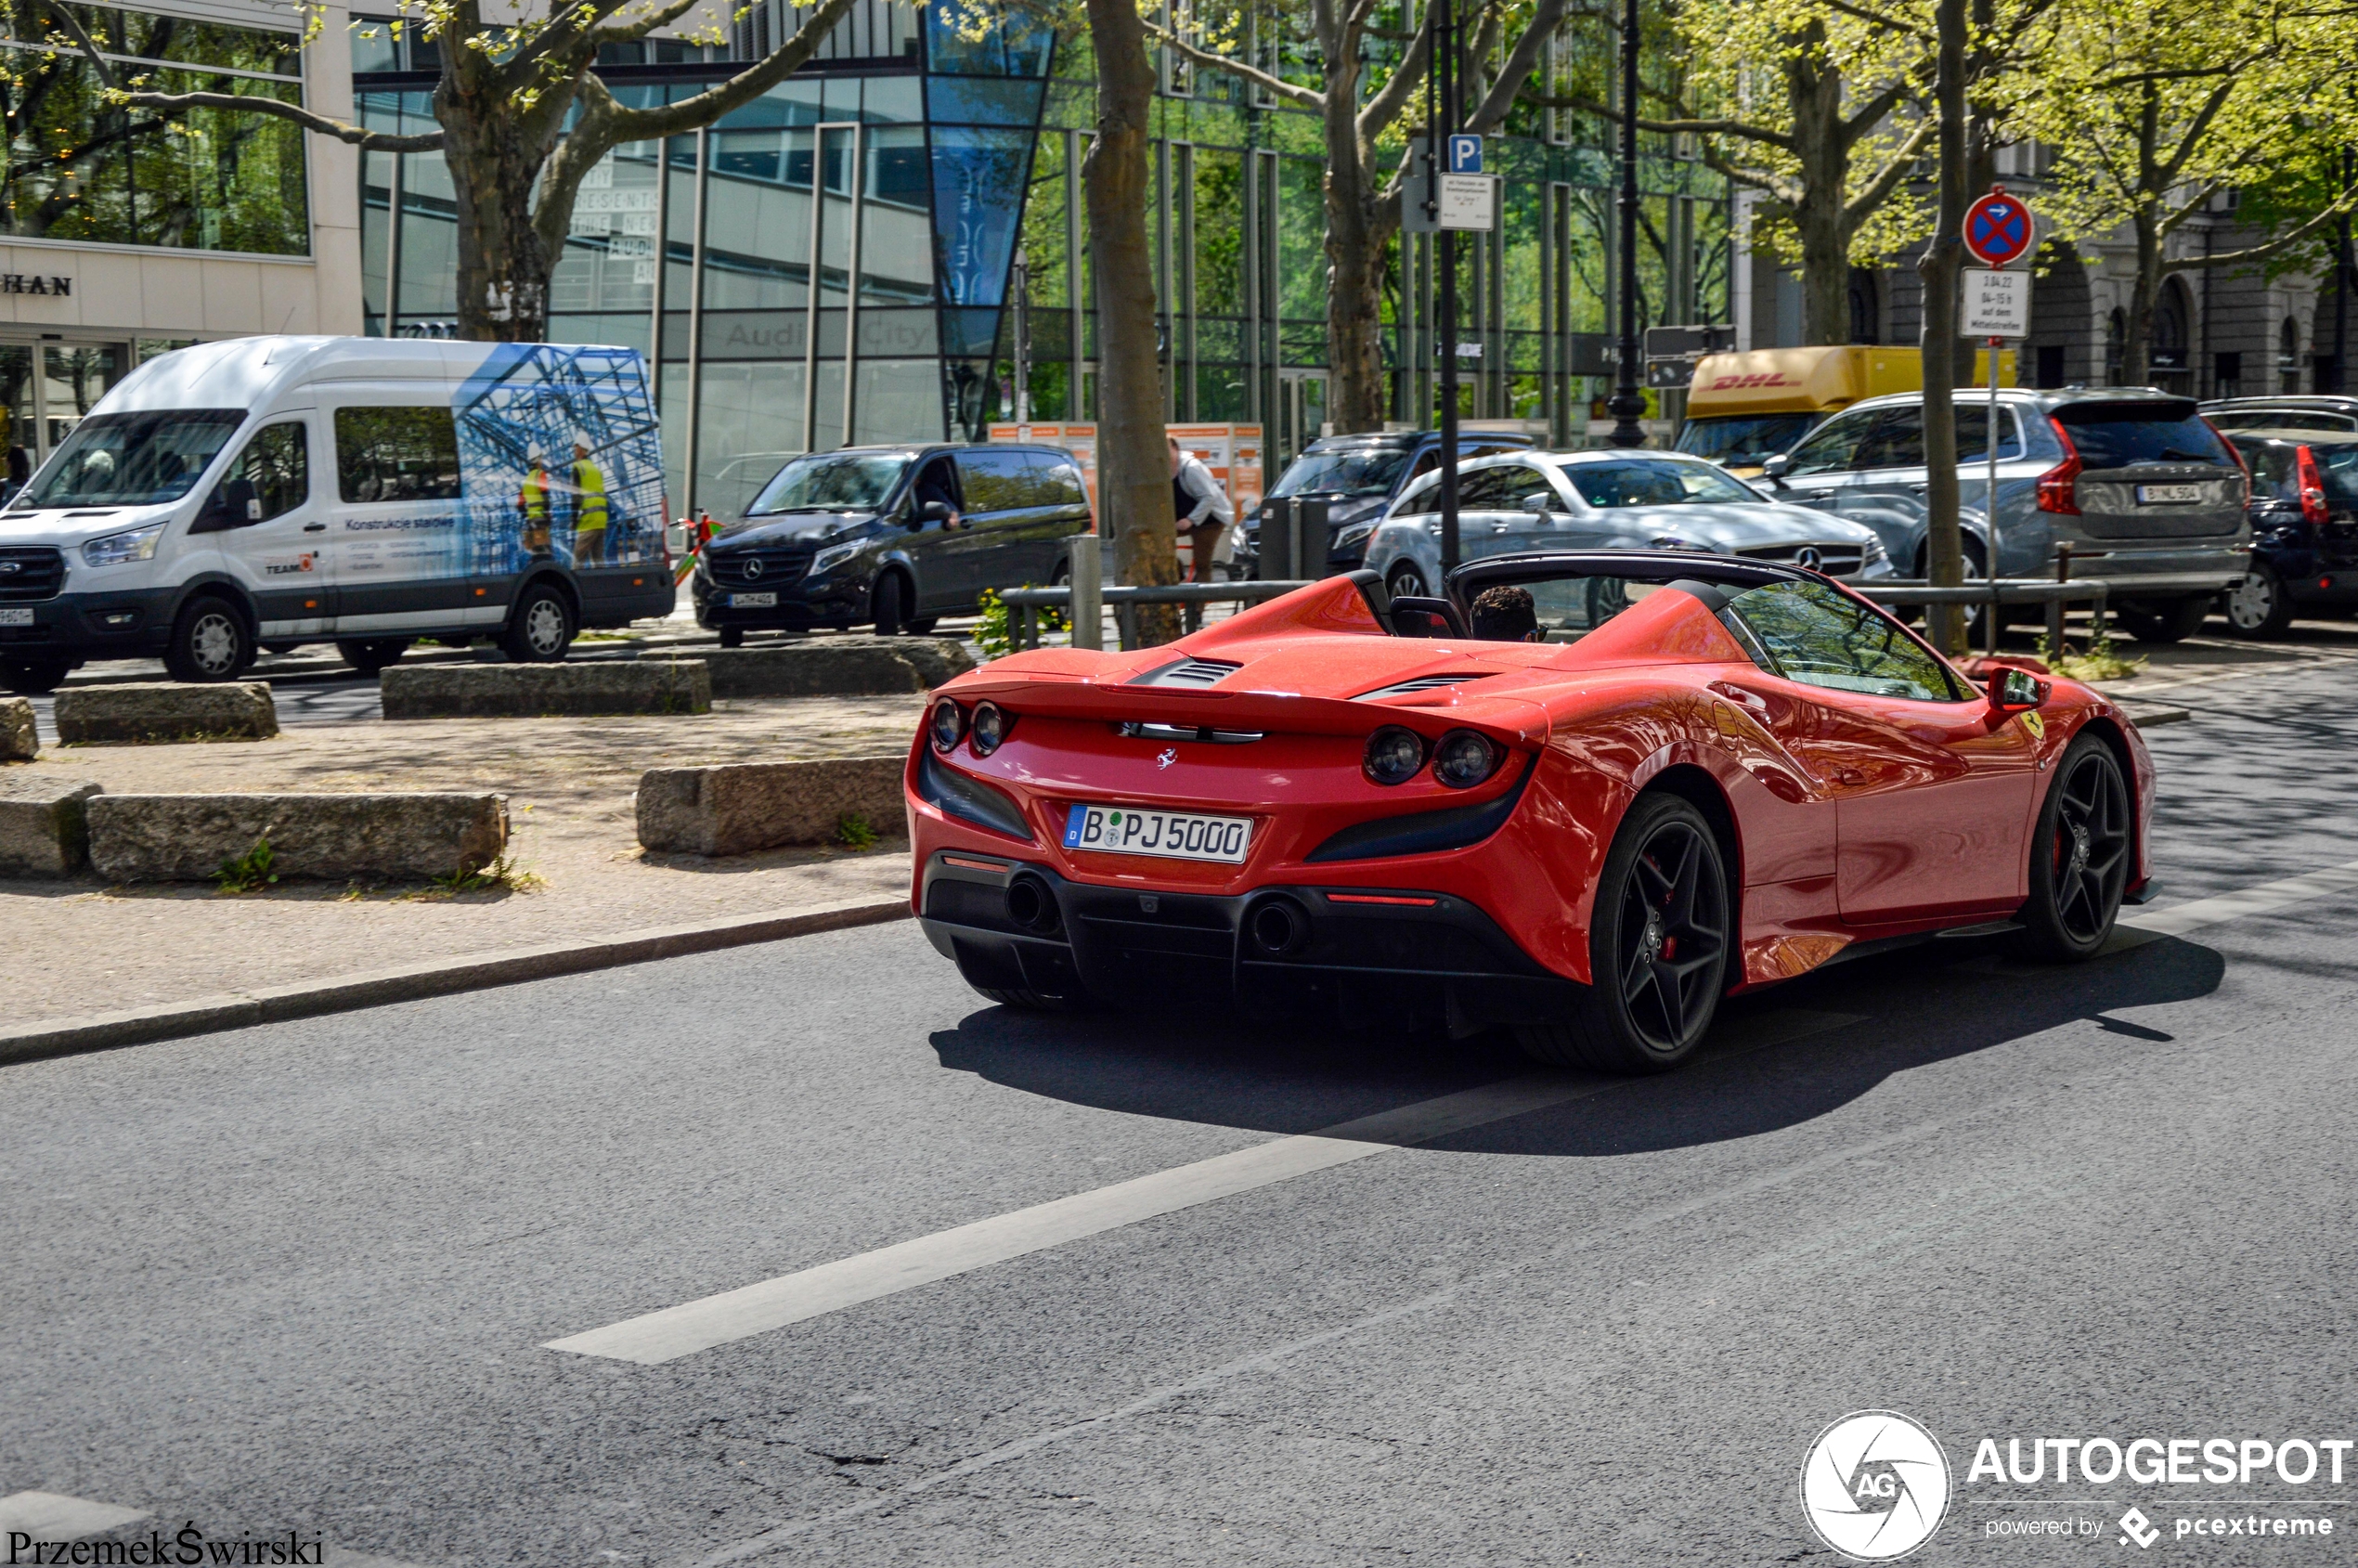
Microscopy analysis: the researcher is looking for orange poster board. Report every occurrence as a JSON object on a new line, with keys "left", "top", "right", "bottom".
{"left": 988, "top": 423, "right": 1264, "bottom": 526}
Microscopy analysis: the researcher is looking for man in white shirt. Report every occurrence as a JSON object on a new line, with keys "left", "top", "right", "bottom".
{"left": 1170, "top": 436, "right": 1236, "bottom": 581}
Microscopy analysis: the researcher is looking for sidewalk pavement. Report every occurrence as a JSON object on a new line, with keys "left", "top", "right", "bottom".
{"left": 2, "top": 695, "right": 926, "bottom": 1033}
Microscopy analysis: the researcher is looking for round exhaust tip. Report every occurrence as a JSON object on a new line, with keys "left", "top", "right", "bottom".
{"left": 1005, "top": 874, "right": 1059, "bottom": 934}
{"left": 1246, "top": 896, "right": 1310, "bottom": 957}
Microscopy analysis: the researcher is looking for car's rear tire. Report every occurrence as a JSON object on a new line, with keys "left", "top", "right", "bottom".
{"left": 871, "top": 570, "right": 911, "bottom": 636}
{"left": 2220, "top": 564, "right": 2296, "bottom": 639}
{"left": 2114, "top": 596, "right": 2209, "bottom": 643}
{"left": 1386, "top": 564, "right": 1427, "bottom": 602}
{"left": 162, "top": 595, "right": 253, "bottom": 682}
{"left": 1513, "top": 792, "right": 1731, "bottom": 1074}
{"left": 336, "top": 637, "right": 412, "bottom": 676}
{"left": 1, "top": 657, "right": 70, "bottom": 695}
{"left": 499, "top": 582, "right": 576, "bottom": 663}
{"left": 2014, "top": 734, "right": 2131, "bottom": 962}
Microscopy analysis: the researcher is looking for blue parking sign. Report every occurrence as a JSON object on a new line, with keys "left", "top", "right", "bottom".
{"left": 1447, "top": 134, "right": 1483, "bottom": 174}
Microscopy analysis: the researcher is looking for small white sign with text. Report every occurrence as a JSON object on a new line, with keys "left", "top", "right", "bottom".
{"left": 1964, "top": 268, "right": 2030, "bottom": 338}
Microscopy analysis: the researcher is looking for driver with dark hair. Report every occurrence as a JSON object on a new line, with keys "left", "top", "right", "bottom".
{"left": 1470, "top": 584, "right": 1541, "bottom": 642}
{"left": 913, "top": 457, "right": 962, "bottom": 527}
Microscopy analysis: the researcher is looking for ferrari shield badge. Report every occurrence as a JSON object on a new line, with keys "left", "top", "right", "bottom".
{"left": 2019, "top": 711, "right": 2046, "bottom": 741}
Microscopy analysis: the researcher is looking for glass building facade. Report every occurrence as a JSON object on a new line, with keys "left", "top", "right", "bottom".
{"left": 356, "top": 2, "right": 1731, "bottom": 518}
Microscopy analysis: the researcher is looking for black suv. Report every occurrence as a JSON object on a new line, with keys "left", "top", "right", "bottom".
{"left": 1238, "top": 429, "right": 1535, "bottom": 577}
{"left": 694, "top": 444, "right": 1093, "bottom": 639}
{"left": 2216, "top": 429, "right": 2358, "bottom": 636}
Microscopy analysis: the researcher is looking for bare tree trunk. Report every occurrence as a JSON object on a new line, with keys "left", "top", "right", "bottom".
{"left": 1083, "top": 0, "right": 1181, "bottom": 637}
{"left": 446, "top": 95, "right": 562, "bottom": 342}
{"left": 1324, "top": 94, "right": 1388, "bottom": 434}
{"left": 2121, "top": 211, "right": 2163, "bottom": 387}
{"left": 1920, "top": 0, "right": 1971, "bottom": 654}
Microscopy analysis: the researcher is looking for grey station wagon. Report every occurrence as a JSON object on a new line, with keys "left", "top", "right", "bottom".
{"left": 1759, "top": 389, "right": 2250, "bottom": 642}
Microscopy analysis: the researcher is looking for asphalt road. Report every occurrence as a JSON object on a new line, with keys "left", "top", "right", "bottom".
{"left": 5, "top": 659, "right": 2356, "bottom": 1566}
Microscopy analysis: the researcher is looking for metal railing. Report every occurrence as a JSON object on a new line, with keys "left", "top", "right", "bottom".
{"left": 996, "top": 579, "right": 1316, "bottom": 651}
{"left": 1852, "top": 578, "right": 2110, "bottom": 656}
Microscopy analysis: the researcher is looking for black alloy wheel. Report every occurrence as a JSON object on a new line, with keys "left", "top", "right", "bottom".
{"left": 162, "top": 595, "right": 252, "bottom": 682}
{"left": 2221, "top": 564, "right": 2296, "bottom": 639}
{"left": 1, "top": 657, "right": 71, "bottom": 695}
{"left": 2015, "top": 735, "right": 2131, "bottom": 961}
{"left": 1515, "top": 792, "right": 1730, "bottom": 1074}
{"left": 871, "top": 570, "right": 910, "bottom": 636}
{"left": 335, "top": 637, "right": 413, "bottom": 676}
{"left": 499, "top": 582, "right": 576, "bottom": 663}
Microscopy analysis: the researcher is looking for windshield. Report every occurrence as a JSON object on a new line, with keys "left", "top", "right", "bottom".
{"left": 1268, "top": 447, "right": 1410, "bottom": 499}
{"left": 1675, "top": 413, "right": 1818, "bottom": 468}
{"left": 745, "top": 452, "right": 911, "bottom": 517}
{"left": 1564, "top": 459, "right": 1759, "bottom": 508}
{"left": 2054, "top": 401, "right": 2233, "bottom": 468}
{"left": 16, "top": 409, "right": 244, "bottom": 509}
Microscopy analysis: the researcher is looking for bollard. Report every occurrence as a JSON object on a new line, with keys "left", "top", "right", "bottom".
{"left": 1069, "top": 534, "right": 1103, "bottom": 652}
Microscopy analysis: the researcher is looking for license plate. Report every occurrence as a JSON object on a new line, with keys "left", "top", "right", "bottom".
{"left": 0, "top": 607, "right": 31, "bottom": 626}
{"left": 729, "top": 591, "right": 778, "bottom": 608}
{"left": 2136, "top": 484, "right": 2203, "bottom": 504}
{"left": 1063, "top": 803, "right": 1253, "bottom": 863}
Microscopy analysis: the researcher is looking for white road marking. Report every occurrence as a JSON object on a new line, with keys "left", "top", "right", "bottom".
{"left": 2121, "top": 857, "right": 2358, "bottom": 937}
{"left": 0, "top": 1491, "right": 149, "bottom": 1539}
{"left": 545, "top": 1007, "right": 1859, "bottom": 1367}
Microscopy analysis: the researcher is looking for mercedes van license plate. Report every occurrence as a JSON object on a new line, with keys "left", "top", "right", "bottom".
{"left": 2136, "top": 484, "right": 2202, "bottom": 504}
{"left": 0, "top": 608, "right": 32, "bottom": 626}
{"left": 729, "top": 591, "right": 778, "bottom": 608}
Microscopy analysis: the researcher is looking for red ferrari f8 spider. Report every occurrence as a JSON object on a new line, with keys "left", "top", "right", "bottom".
{"left": 904, "top": 552, "right": 2154, "bottom": 1073}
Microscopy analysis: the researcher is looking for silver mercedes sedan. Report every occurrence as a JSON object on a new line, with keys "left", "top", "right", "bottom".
{"left": 1364, "top": 448, "right": 1897, "bottom": 599}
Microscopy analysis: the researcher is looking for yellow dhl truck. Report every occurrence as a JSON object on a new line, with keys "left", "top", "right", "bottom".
{"left": 1673, "top": 344, "right": 2015, "bottom": 474}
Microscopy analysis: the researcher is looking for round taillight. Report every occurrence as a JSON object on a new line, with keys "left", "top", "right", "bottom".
{"left": 971, "top": 701, "right": 1009, "bottom": 756}
{"left": 1432, "top": 729, "right": 1502, "bottom": 788}
{"left": 928, "top": 698, "right": 965, "bottom": 753}
{"left": 1364, "top": 725, "right": 1426, "bottom": 785}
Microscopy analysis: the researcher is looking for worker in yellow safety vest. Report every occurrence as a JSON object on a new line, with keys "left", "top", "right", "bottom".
{"left": 519, "top": 449, "right": 552, "bottom": 556}
{"left": 569, "top": 436, "right": 608, "bottom": 566}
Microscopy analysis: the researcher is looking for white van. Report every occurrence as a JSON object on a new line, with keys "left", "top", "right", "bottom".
{"left": 0, "top": 337, "right": 674, "bottom": 693}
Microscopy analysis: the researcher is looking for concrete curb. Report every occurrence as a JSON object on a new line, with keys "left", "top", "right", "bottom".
{"left": 0, "top": 895, "right": 911, "bottom": 1068}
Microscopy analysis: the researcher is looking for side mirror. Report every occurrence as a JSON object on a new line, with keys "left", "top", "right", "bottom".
{"left": 914, "top": 499, "right": 951, "bottom": 525}
{"left": 1759, "top": 453, "right": 1793, "bottom": 484}
{"left": 1521, "top": 491, "right": 1556, "bottom": 515}
{"left": 1987, "top": 667, "right": 2047, "bottom": 714}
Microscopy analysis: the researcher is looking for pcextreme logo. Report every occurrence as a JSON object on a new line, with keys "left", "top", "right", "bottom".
{"left": 1800, "top": 1410, "right": 1953, "bottom": 1561}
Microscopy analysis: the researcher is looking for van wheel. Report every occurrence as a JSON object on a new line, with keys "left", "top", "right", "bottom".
{"left": 336, "top": 637, "right": 413, "bottom": 676}
{"left": 901, "top": 617, "right": 939, "bottom": 635}
{"left": 163, "top": 595, "right": 252, "bottom": 682}
{"left": 2114, "top": 597, "right": 2210, "bottom": 643}
{"left": 1, "top": 657, "right": 70, "bottom": 695}
{"left": 871, "top": 570, "right": 910, "bottom": 636}
{"left": 499, "top": 583, "right": 576, "bottom": 663}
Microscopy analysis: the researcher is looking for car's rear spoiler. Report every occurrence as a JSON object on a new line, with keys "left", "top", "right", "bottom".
{"left": 941, "top": 670, "right": 1550, "bottom": 747}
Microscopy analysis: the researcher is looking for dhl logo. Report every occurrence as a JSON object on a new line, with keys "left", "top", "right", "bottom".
{"left": 1706, "top": 372, "right": 1793, "bottom": 389}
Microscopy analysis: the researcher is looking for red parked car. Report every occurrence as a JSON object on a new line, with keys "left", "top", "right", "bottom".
{"left": 905, "top": 553, "right": 2155, "bottom": 1074}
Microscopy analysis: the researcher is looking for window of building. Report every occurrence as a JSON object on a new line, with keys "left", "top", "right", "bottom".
{"left": 335, "top": 407, "right": 461, "bottom": 502}
{"left": 0, "top": 4, "right": 309, "bottom": 255}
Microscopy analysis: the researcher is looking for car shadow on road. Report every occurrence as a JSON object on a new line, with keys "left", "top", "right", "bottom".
{"left": 926, "top": 930, "right": 2226, "bottom": 1157}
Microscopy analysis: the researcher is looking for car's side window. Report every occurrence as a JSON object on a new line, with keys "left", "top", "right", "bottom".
{"left": 1851, "top": 407, "right": 1927, "bottom": 471}
{"left": 335, "top": 407, "right": 460, "bottom": 502}
{"left": 1722, "top": 579, "right": 1965, "bottom": 702}
{"left": 221, "top": 421, "right": 308, "bottom": 524}
{"left": 955, "top": 448, "right": 1031, "bottom": 513}
{"left": 1455, "top": 465, "right": 1516, "bottom": 511}
{"left": 1783, "top": 410, "right": 1877, "bottom": 476}
{"left": 1037, "top": 454, "right": 1088, "bottom": 508}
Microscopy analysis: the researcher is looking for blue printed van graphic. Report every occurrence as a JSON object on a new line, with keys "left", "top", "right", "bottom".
{"left": 0, "top": 337, "right": 676, "bottom": 689}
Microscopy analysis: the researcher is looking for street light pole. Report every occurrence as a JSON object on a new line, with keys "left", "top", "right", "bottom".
{"left": 1434, "top": 0, "right": 1461, "bottom": 574}
{"left": 1606, "top": 0, "right": 1647, "bottom": 447}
